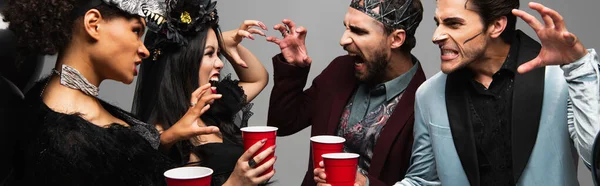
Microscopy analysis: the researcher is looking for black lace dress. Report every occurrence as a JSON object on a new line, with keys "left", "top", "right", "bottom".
{"left": 176, "top": 75, "right": 256, "bottom": 186}
{"left": 12, "top": 78, "right": 175, "bottom": 186}
{"left": 191, "top": 137, "right": 245, "bottom": 186}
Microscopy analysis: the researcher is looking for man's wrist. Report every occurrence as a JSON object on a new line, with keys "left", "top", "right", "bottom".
{"left": 565, "top": 45, "right": 589, "bottom": 65}
{"left": 358, "top": 168, "right": 369, "bottom": 186}
{"left": 358, "top": 168, "right": 368, "bottom": 176}
{"left": 561, "top": 49, "right": 595, "bottom": 72}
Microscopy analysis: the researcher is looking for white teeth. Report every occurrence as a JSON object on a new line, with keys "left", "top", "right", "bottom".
{"left": 441, "top": 49, "right": 456, "bottom": 55}
{"left": 210, "top": 77, "right": 219, "bottom": 81}
{"left": 157, "top": 16, "right": 164, "bottom": 24}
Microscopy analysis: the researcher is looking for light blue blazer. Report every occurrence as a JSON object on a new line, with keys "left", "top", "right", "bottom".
{"left": 396, "top": 33, "right": 599, "bottom": 186}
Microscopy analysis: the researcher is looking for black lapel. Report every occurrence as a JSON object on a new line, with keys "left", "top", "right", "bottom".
{"left": 327, "top": 58, "right": 358, "bottom": 135}
{"left": 326, "top": 86, "right": 355, "bottom": 135}
{"left": 446, "top": 71, "right": 480, "bottom": 186}
{"left": 511, "top": 31, "right": 545, "bottom": 182}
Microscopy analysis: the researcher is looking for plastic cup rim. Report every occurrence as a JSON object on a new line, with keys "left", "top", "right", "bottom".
{"left": 164, "top": 166, "right": 214, "bottom": 180}
{"left": 240, "top": 126, "right": 279, "bottom": 132}
{"left": 322, "top": 152, "right": 360, "bottom": 159}
{"left": 310, "top": 135, "right": 346, "bottom": 144}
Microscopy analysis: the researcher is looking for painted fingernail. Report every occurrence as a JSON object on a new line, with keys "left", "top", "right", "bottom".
{"left": 261, "top": 139, "right": 267, "bottom": 143}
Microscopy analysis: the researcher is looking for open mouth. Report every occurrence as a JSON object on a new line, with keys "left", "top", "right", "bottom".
{"left": 209, "top": 74, "right": 219, "bottom": 93}
{"left": 349, "top": 54, "right": 366, "bottom": 72}
{"left": 440, "top": 46, "right": 459, "bottom": 61}
{"left": 348, "top": 53, "right": 364, "bottom": 65}
{"left": 133, "top": 61, "right": 141, "bottom": 76}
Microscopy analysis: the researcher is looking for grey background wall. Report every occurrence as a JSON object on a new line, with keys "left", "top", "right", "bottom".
{"left": 2, "top": 0, "right": 598, "bottom": 185}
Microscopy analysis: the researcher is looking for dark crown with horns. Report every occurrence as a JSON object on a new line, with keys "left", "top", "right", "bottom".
{"left": 350, "top": 0, "right": 421, "bottom": 35}
{"left": 147, "top": 0, "right": 219, "bottom": 60}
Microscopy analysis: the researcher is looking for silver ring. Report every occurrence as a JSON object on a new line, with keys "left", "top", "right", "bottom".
{"left": 190, "top": 102, "right": 196, "bottom": 107}
{"left": 248, "top": 159, "right": 257, "bottom": 168}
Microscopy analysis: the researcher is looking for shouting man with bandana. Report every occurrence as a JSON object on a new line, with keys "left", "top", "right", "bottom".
{"left": 266, "top": 0, "right": 425, "bottom": 185}
{"left": 393, "top": 0, "right": 600, "bottom": 186}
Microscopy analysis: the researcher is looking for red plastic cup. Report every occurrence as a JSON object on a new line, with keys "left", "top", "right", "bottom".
{"left": 241, "top": 126, "right": 278, "bottom": 176}
{"left": 322, "top": 153, "right": 360, "bottom": 186}
{"left": 164, "top": 167, "right": 213, "bottom": 186}
{"left": 310, "top": 135, "right": 345, "bottom": 169}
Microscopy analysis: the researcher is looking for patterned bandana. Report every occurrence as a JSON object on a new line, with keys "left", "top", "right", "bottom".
{"left": 349, "top": 0, "right": 421, "bottom": 35}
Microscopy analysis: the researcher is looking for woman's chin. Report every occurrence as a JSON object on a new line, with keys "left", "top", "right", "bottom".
{"left": 118, "top": 75, "right": 135, "bottom": 85}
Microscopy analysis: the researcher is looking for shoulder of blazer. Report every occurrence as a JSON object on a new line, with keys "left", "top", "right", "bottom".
{"left": 316, "top": 55, "right": 357, "bottom": 84}
{"left": 416, "top": 71, "right": 447, "bottom": 100}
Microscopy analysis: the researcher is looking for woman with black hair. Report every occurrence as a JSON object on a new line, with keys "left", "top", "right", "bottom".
{"left": 1, "top": 0, "right": 274, "bottom": 185}
{"left": 133, "top": 0, "right": 275, "bottom": 185}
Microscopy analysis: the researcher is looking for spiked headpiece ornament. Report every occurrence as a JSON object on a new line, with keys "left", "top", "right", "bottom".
{"left": 146, "top": 0, "right": 219, "bottom": 60}
{"left": 71, "top": 0, "right": 167, "bottom": 32}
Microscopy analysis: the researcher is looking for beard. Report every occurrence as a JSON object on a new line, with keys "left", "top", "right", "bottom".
{"left": 355, "top": 49, "right": 389, "bottom": 85}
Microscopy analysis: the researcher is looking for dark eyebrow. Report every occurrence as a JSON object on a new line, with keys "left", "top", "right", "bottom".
{"left": 139, "top": 18, "right": 146, "bottom": 31}
{"left": 442, "top": 17, "right": 465, "bottom": 24}
{"left": 204, "top": 45, "right": 215, "bottom": 52}
{"left": 349, "top": 24, "right": 368, "bottom": 33}
{"left": 133, "top": 18, "right": 146, "bottom": 35}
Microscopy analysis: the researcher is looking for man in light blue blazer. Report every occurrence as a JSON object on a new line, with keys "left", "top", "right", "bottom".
{"left": 394, "top": 1, "right": 600, "bottom": 186}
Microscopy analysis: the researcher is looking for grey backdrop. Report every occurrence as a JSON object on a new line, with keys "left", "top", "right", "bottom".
{"left": 4, "top": 0, "right": 598, "bottom": 185}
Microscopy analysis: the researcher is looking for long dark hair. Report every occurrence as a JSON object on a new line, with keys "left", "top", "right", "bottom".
{"left": 133, "top": 23, "right": 244, "bottom": 164}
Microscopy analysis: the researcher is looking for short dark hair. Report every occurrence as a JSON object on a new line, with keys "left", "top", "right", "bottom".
{"left": 468, "top": 0, "right": 519, "bottom": 43}
{"left": 2, "top": 0, "right": 134, "bottom": 59}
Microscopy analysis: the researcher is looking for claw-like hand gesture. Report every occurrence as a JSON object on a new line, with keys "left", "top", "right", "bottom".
{"left": 222, "top": 20, "right": 268, "bottom": 68}
{"left": 266, "top": 19, "right": 312, "bottom": 67}
{"left": 161, "top": 83, "right": 221, "bottom": 147}
{"left": 512, "top": 2, "right": 588, "bottom": 74}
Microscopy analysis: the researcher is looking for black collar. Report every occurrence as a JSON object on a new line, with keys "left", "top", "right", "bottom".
{"left": 445, "top": 30, "right": 545, "bottom": 186}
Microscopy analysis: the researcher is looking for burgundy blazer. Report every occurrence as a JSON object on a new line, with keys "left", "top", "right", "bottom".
{"left": 267, "top": 54, "right": 426, "bottom": 186}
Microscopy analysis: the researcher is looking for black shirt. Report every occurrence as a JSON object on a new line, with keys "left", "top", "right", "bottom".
{"left": 17, "top": 78, "right": 175, "bottom": 186}
{"left": 462, "top": 39, "right": 520, "bottom": 185}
